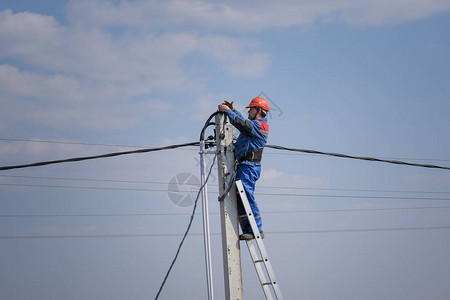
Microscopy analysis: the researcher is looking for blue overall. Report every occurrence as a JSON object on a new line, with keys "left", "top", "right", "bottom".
{"left": 225, "top": 109, "right": 269, "bottom": 233}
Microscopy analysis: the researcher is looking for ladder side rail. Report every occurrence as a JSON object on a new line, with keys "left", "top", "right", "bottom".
{"left": 235, "top": 180, "right": 263, "bottom": 242}
{"left": 252, "top": 242, "right": 284, "bottom": 300}
{"left": 248, "top": 233, "right": 283, "bottom": 300}
{"left": 246, "top": 240, "right": 274, "bottom": 300}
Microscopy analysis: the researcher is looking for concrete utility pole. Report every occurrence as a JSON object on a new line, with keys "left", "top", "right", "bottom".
{"left": 215, "top": 113, "right": 244, "bottom": 300}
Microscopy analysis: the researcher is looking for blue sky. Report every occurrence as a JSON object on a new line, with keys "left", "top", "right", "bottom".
{"left": 1, "top": 1, "right": 450, "bottom": 299}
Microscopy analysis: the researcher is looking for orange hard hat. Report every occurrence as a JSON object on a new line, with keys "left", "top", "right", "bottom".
{"left": 246, "top": 97, "right": 269, "bottom": 111}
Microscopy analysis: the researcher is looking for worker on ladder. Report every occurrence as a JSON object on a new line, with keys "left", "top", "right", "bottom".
{"left": 218, "top": 97, "right": 269, "bottom": 240}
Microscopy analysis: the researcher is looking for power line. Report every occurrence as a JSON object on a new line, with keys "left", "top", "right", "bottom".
{"left": 1, "top": 141, "right": 450, "bottom": 171}
{"left": 0, "top": 174, "right": 174, "bottom": 185}
{"left": 269, "top": 226, "right": 450, "bottom": 235}
{"left": 0, "top": 141, "right": 199, "bottom": 171}
{"left": 256, "top": 192, "right": 450, "bottom": 201}
{"left": 1, "top": 205, "right": 449, "bottom": 218}
{"left": 5, "top": 116, "right": 448, "bottom": 296}
{"left": 265, "top": 151, "right": 450, "bottom": 162}
{"left": 2, "top": 174, "right": 450, "bottom": 195}
{"left": 0, "top": 233, "right": 186, "bottom": 240}
{"left": 266, "top": 144, "right": 450, "bottom": 170}
{"left": 0, "top": 138, "right": 153, "bottom": 149}
{"left": 153, "top": 111, "right": 221, "bottom": 300}
{"left": 0, "top": 183, "right": 170, "bottom": 192}
{"left": 2, "top": 182, "right": 450, "bottom": 201}
{"left": 266, "top": 205, "right": 450, "bottom": 214}
{"left": 0, "top": 174, "right": 158, "bottom": 183}
{"left": 259, "top": 185, "right": 450, "bottom": 195}
{"left": 1, "top": 225, "right": 449, "bottom": 240}
{"left": 0, "top": 212, "right": 192, "bottom": 218}
{"left": 3, "top": 137, "right": 449, "bottom": 162}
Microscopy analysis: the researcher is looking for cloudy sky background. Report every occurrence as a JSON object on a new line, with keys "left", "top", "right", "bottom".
{"left": 1, "top": 0, "right": 450, "bottom": 299}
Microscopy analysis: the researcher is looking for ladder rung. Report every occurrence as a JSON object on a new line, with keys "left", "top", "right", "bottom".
{"left": 262, "top": 282, "right": 274, "bottom": 286}
{"left": 254, "top": 259, "right": 264, "bottom": 263}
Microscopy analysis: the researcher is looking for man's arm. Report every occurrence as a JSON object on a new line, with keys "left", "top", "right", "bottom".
{"left": 218, "top": 101, "right": 253, "bottom": 134}
{"left": 226, "top": 109, "right": 253, "bottom": 134}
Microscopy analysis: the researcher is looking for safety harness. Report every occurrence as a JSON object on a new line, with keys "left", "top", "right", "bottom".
{"left": 237, "top": 148, "right": 264, "bottom": 164}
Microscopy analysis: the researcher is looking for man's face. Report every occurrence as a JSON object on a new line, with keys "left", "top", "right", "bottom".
{"left": 248, "top": 107, "right": 257, "bottom": 120}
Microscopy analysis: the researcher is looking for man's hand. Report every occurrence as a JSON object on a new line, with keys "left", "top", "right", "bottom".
{"left": 218, "top": 104, "right": 230, "bottom": 112}
{"left": 223, "top": 100, "right": 234, "bottom": 110}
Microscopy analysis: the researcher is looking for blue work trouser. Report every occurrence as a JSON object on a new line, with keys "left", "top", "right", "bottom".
{"left": 236, "top": 162, "right": 262, "bottom": 233}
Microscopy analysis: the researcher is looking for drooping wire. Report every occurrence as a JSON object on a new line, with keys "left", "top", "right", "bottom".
{"left": 1, "top": 137, "right": 449, "bottom": 171}
{"left": 266, "top": 144, "right": 450, "bottom": 170}
{"left": 0, "top": 142, "right": 199, "bottom": 171}
{"left": 3, "top": 137, "right": 449, "bottom": 162}
{"left": 154, "top": 152, "right": 217, "bottom": 300}
{"left": 154, "top": 111, "right": 221, "bottom": 299}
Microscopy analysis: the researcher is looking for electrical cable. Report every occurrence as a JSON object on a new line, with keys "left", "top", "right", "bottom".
{"left": 0, "top": 174, "right": 174, "bottom": 185}
{"left": 268, "top": 226, "right": 450, "bottom": 235}
{"left": 154, "top": 111, "right": 221, "bottom": 300}
{"left": 0, "top": 183, "right": 171, "bottom": 192}
{"left": 255, "top": 192, "right": 450, "bottom": 201}
{"left": 154, "top": 152, "right": 217, "bottom": 300}
{"left": 2, "top": 174, "right": 450, "bottom": 195}
{"left": 0, "top": 113, "right": 220, "bottom": 172}
{"left": 199, "top": 112, "right": 220, "bottom": 141}
{"left": 0, "top": 142, "right": 199, "bottom": 171}
{"left": 218, "top": 169, "right": 236, "bottom": 202}
{"left": 1, "top": 205, "right": 450, "bottom": 218}
{"left": 2, "top": 113, "right": 449, "bottom": 298}
{"left": 0, "top": 138, "right": 143, "bottom": 148}
{"left": 3, "top": 137, "right": 449, "bottom": 162}
{"left": 266, "top": 144, "right": 450, "bottom": 170}
{"left": 1, "top": 141, "right": 449, "bottom": 171}
{"left": 1, "top": 225, "right": 449, "bottom": 240}
{"left": 3, "top": 182, "right": 450, "bottom": 201}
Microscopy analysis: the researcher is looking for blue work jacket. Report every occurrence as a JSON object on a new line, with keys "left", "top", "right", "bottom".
{"left": 225, "top": 109, "right": 269, "bottom": 162}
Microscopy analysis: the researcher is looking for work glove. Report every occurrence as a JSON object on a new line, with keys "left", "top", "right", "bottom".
{"left": 223, "top": 100, "right": 234, "bottom": 111}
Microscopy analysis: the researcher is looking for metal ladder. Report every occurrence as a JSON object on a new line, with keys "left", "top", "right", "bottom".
{"left": 235, "top": 180, "right": 284, "bottom": 300}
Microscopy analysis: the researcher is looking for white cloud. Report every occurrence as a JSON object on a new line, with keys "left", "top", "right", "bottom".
{"left": 405, "top": 173, "right": 429, "bottom": 182}
{"left": 196, "top": 35, "right": 270, "bottom": 77}
{"left": 0, "top": 64, "right": 171, "bottom": 131}
{"left": 66, "top": 0, "right": 450, "bottom": 30}
{"left": 339, "top": 0, "right": 450, "bottom": 26}
{"left": 1, "top": 0, "right": 449, "bottom": 133}
{"left": 0, "top": 10, "right": 187, "bottom": 83}
{"left": 0, "top": 9, "right": 64, "bottom": 57}
{"left": 0, "top": 9, "right": 270, "bottom": 82}
{"left": 0, "top": 9, "right": 270, "bottom": 132}
{"left": 260, "top": 168, "right": 328, "bottom": 188}
{"left": 0, "top": 140, "right": 49, "bottom": 157}
{"left": 260, "top": 169, "right": 284, "bottom": 181}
